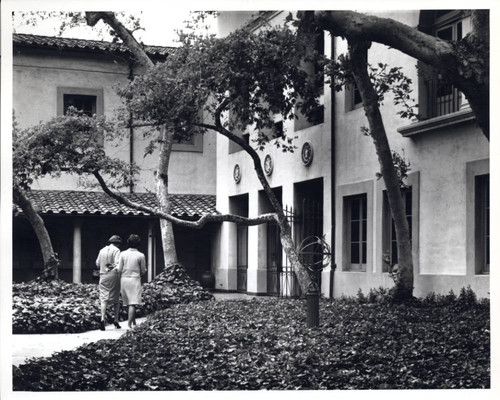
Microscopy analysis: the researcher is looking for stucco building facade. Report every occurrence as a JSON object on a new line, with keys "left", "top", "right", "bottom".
{"left": 13, "top": 9, "right": 490, "bottom": 299}
{"left": 12, "top": 34, "right": 218, "bottom": 283}
{"left": 212, "top": 10, "right": 489, "bottom": 298}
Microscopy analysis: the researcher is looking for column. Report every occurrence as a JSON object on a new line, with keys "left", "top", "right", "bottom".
{"left": 72, "top": 220, "right": 82, "bottom": 283}
{"left": 247, "top": 190, "right": 264, "bottom": 294}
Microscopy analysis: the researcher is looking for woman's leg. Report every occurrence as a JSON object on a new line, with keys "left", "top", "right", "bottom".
{"left": 128, "top": 305, "right": 136, "bottom": 328}
{"left": 113, "top": 303, "right": 120, "bottom": 322}
{"left": 113, "top": 303, "right": 121, "bottom": 328}
{"left": 100, "top": 300, "right": 108, "bottom": 330}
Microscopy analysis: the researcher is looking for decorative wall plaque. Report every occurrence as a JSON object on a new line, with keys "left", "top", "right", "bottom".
{"left": 263, "top": 154, "right": 274, "bottom": 176}
{"left": 233, "top": 164, "right": 241, "bottom": 183}
{"left": 301, "top": 141, "right": 313, "bottom": 166}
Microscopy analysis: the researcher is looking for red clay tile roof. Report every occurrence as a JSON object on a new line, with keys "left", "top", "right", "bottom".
{"left": 15, "top": 190, "right": 218, "bottom": 220}
{"left": 13, "top": 33, "right": 175, "bottom": 58}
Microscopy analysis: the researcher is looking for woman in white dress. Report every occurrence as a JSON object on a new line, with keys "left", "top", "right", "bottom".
{"left": 117, "top": 234, "right": 147, "bottom": 328}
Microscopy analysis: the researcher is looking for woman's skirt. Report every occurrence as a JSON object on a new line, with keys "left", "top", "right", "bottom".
{"left": 121, "top": 276, "right": 142, "bottom": 306}
{"left": 99, "top": 272, "right": 120, "bottom": 303}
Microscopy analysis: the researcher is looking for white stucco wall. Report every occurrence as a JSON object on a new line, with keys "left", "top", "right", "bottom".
{"left": 332, "top": 10, "right": 489, "bottom": 298}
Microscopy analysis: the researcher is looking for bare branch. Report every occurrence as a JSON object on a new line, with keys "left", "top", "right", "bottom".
{"left": 314, "top": 11, "right": 452, "bottom": 68}
{"left": 92, "top": 170, "right": 277, "bottom": 228}
{"left": 85, "top": 12, "right": 153, "bottom": 68}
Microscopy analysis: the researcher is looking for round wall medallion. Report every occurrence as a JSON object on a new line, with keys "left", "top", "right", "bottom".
{"left": 233, "top": 164, "right": 241, "bottom": 183}
{"left": 301, "top": 141, "right": 313, "bottom": 166}
{"left": 263, "top": 154, "right": 274, "bottom": 176}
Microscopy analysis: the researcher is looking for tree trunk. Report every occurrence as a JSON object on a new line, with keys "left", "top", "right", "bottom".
{"left": 156, "top": 127, "right": 178, "bottom": 265}
{"left": 85, "top": 12, "right": 179, "bottom": 267}
{"left": 210, "top": 106, "right": 313, "bottom": 293}
{"left": 349, "top": 41, "right": 413, "bottom": 301}
{"left": 13, "top": 186, "right": 60, "bottom": 280}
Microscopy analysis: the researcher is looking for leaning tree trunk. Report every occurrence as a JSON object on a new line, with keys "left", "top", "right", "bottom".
{"left": 13, "top": 186, "right": 60, "bottom": 280}
{"left": 349, "top": 41, "right": 414, "bottom": 301}
{"left": 211, "top": 105, "right": 313, "bottom": 293}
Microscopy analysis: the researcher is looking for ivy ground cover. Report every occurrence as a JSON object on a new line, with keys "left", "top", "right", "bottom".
{"left": 13, "top": 296, "right": 490, "bottom": 390}
{"left": 13, "top": 263, "right": 213, "bottom": 334}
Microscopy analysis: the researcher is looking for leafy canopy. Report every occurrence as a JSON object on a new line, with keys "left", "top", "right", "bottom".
{"left": 118, "top": 21, "right": 324, "bottom": 152}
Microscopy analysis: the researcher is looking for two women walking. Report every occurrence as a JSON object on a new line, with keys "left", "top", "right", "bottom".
{"left": 96, "top": 234, "right": 146, "bottom": 330}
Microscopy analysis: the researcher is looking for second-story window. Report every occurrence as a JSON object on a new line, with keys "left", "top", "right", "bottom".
{"left": 421, "top": 10, "right": 469, "bottom": 119}
{"left": 63, "top": 94, "right": 97, "bottom": 117}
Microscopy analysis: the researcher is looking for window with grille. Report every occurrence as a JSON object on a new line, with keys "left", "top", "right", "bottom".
{"left": 422, "top": 10, "right": 468, "bottom": 118}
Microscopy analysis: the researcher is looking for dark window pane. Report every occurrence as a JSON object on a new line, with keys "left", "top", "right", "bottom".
{"left": 64, "top": 94, "right": 96, "bottom": 116}
{"left": 405, "top": 189, "right": 412, "bottom": 214}
{"left": 457, "top": 22, "right": 462, "bottom": 40}
{"left": 437, "top": 26, "right": 453, "bottom": 40}
{"left": 362, "top": 243, "right": 367, "bottom": 264}
{"left": 362, "top": 196, "right": 367, "bottom": 219}
{"left": 392, "top": 241, "right": 398, "bottom": 264}
{"left": 351, "top": 199, "right": 360, "bottom": 220}
{"left": 351, "top": 221, "right": 360, "bottom": 242}
{"left": 362, "top": 220, "right": 367, "bottom": 241}
{"left": 351, "top": 243, "right": 359, "bottom": 264}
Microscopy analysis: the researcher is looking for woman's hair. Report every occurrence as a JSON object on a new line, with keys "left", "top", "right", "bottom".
{"left": 127, "top": 234, "right": 141, "bottom": 247}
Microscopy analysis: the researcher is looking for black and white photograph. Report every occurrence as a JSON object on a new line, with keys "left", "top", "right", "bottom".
{"left": 0, "top": 0, "right": 497, "bottom": 397}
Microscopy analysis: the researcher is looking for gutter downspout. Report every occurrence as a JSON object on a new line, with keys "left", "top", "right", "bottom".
{"left": 329, "top": 35, "right": 337, "bottom": 299}
{"left": 128, "top": 62, "right": 135, "bottom": 193}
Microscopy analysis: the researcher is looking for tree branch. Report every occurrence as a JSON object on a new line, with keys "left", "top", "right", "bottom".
{"left": 315, "top": 10, "right": 489, "bottom": 139}
{"left": 314, "top": 11, "right": 452, "bottom": 68}
{"left": 85, "top": 12, "right": 154, "bottom": 68}
{"left": 92, "top": 170, "right": 277, "bottom": 228}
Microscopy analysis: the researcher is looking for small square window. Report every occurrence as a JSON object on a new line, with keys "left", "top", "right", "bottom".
{"left": 63, "top": 94, "right": 97, "bottom": 117}
{"left": 57, "top": 87, "right": 103, "bottom": 117}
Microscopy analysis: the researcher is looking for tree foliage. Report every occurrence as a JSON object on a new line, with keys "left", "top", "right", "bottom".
{"left": 118, "top": 22, "right": 322, "bottom": 152}
{"left": 14, "top": 108, "right": 135, "bottom": 191}
{"left": 117, "top": 20, "right": 325, "bottom": 292}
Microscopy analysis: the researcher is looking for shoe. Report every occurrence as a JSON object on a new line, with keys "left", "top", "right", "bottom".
{"left": 100, "top": 320, "right": 105, "bottom": 331}
{"left": 114, "top": 321, "right": 121, "bottom": 329}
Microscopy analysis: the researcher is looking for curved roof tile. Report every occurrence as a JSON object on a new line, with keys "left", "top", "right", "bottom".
{"left": 13, "top": 33, "right": 176, "bottom": 58}
{"left": 14, "top": 190, "right": 218, "bottom": 220}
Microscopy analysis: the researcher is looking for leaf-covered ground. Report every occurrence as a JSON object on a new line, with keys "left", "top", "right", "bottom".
{"left": 13, "top": 263, "right": 213, "bottom": 334}
{"left": 13, "top": 296, "right": 490, "bottom": 390}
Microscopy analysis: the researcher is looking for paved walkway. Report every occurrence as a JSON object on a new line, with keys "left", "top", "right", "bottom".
{"left": 12, "top": 292, "right": 256, "bottom": 366}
